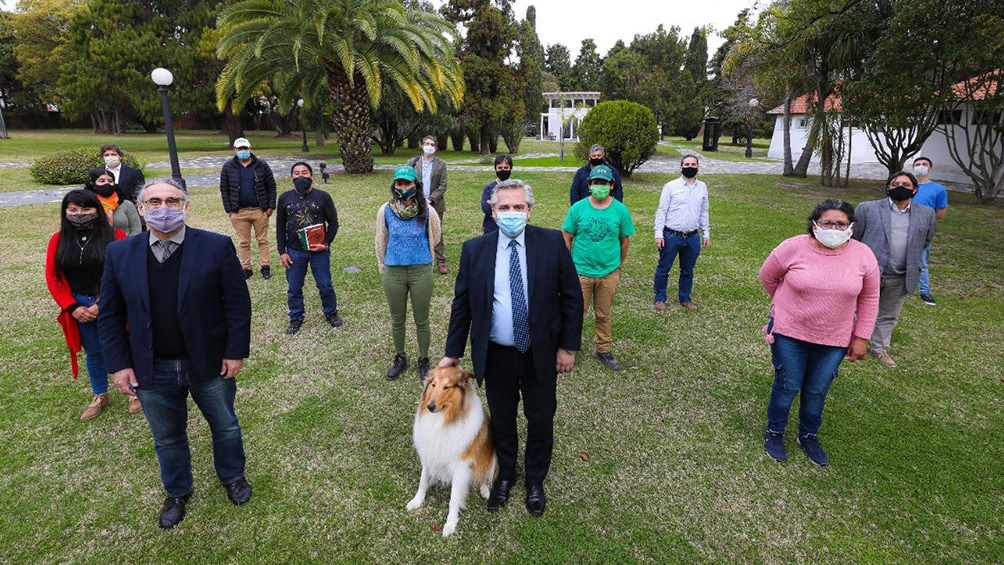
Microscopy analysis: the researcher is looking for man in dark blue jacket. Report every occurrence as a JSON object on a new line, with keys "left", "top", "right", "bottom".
{"left": 219, "top": 137, "right": 277, "bottom": 280}
{"left": 569, "top": 143, "right": 623, "bottom": 204}
{"left": 440, "top": 179, "right": 582, "bottom": 518}
{"left": 99, "top": 180, "right": 253, "bottom": 530}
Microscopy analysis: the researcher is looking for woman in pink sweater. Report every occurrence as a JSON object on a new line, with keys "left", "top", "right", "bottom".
{"left": 759, "top": 199, "right": 880, "bottom": 466}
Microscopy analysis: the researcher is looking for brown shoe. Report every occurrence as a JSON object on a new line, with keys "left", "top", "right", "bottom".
{"left": 80, "top": 393, "right": 111, "bottom": 421}
{"left": 128, "top": 395, "right": 143, "bottom": 414}
{"left": 437, "top": 263, "right": 448, "bottom": 275}
{"left": 680, "top": 301, "right": 699, "bottom": 311}
{"left": 872, "top": 350, "right": 898, "bottom": 368}
{"left": 654, "top": 301, "right": 667, "bottom": 312}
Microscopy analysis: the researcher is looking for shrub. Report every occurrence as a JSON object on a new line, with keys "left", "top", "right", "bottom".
{"left": 29, "top": 147, "right": 144, "bottom": 186}
{"left": 574, "top": 100, "right": 659, "bottom": 178}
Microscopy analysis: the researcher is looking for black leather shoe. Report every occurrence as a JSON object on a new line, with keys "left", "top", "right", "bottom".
{"left": 260, "top": 265, "right": 271, "bottom": 280}
{"left": 525, "top": 483, "right": 546, "bottom": 516}
{"left": 286, "top": 319, "right": 303, "bottom": 335}
{"left": 417, "top": 357, "right": 430, "bottom": 382}
{"left": 158, "top": 493, "right": 191, "bottom": 529}
{"left": 223, "top": 476, "right": 252, "bottom": 506}
{"left": 386, "top": 353, "right": 408, "bottom": 381}
{"left": 487, "top": 478, "right": 514, "bottom": 512}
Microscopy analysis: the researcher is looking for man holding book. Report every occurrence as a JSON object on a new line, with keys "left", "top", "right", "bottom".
{"left": 276, "top": 162, "right": 341, "bottom": 335}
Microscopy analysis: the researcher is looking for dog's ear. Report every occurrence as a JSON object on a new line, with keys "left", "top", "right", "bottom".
{"left": 460, "top": 370, "right": 474, "bottom": 383}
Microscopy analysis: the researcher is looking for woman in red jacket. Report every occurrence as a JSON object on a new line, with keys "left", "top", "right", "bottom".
{"left": 45, "top": 190, "right": 133, "bottom": 420}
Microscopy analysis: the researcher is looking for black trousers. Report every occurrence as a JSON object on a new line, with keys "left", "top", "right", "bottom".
{"left": 484, "top": 342, "right": 557, "bottom": 485}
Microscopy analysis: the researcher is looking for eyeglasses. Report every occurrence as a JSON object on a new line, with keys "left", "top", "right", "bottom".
{"left": 143, "top": 197, "right": 186, "bottom": 209}
{"left": 816, "top": 221, "right": 851, "bottom": 230}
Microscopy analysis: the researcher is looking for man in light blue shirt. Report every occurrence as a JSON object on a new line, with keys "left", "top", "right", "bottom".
{"left": 911, "top": 156, "right": 948, "bottom": 306}
{"left": 652, "top": 155, "right": 710, "bottom": 311}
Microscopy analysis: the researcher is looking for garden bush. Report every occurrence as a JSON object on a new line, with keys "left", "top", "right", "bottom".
{"left": 575, "top": 100, "right": 659, "bottom": 177}
{"left": 29, "top": 147, "right": 143, "bottom": 185}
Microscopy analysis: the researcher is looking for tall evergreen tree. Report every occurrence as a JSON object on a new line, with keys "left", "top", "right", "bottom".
{"left": 569, "top": 38, "right": 602, "bottom": 91}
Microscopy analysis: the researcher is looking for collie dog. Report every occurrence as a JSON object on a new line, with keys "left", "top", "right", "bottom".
{"left": 406, "top": 366, "right": 498, "bottom": 536}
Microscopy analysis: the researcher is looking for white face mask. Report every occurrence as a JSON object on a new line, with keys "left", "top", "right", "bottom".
{"left": 813, "top": 223, "right": 854, "bottom": 249}
{"left": 913, "top": 165, "right": 929, "bottom": 178}
{"left": 104, "top": 155, "right": 121, "bottom": 168}
{"left": 423, "top": 144, "right": 436, "bottom": 156}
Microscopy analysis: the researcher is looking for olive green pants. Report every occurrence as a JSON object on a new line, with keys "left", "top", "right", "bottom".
{"left": 382, "top": 264, "right": 434, "bottom": 356}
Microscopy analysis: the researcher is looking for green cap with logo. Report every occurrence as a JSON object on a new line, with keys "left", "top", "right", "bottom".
{"left": 589, "top": 164, "right": 614, "bottom": 182}
{"left": 392, "top": 165, "right": 418, "bottom": 182}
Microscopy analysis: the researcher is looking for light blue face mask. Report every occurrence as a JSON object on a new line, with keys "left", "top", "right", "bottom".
{"left": 496, "top": 211, "right": 527, "bottom": 237}
{"left": 236, "top": 149, "right": 251, "bottom": 160}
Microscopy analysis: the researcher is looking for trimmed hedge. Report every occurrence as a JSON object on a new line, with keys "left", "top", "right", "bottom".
{"left": 575, "top": 100, "right": 659, "bottom": 178}
{"left": 29, "top": 147, "right": 143, "bottom": 186}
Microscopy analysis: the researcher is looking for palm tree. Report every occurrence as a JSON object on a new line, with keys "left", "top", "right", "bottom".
{"left": 217, "top": 0, "right": 464, "bottom": 173}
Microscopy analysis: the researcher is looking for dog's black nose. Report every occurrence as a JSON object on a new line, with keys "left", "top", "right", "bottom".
{"left": 427, "top": 402, "right": 436, "bottom": 412}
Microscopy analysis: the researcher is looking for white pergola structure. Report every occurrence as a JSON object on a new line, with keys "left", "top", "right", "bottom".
{"left": 540, "top": 92, "right": 600, "bottom": 141}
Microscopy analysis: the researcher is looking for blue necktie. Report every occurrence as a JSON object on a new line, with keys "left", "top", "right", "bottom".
{"left": 509, "top": 240, "right": 531, "bottom": 353}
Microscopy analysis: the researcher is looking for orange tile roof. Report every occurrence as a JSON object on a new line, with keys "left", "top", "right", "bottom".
{"left": 768, "top": 92, "right": 842, "bottom": 115}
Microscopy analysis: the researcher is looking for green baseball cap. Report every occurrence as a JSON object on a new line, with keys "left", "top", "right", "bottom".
{"left": 393, "top": 165, "right": 418, "bottom": 182}
{"left": 589, "top": 165, "right": 614, "bottom": 182}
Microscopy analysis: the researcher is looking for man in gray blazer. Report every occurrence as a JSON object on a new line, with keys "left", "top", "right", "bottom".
{"left": 408, "top": 136, "right": 449, "bottom": 274}
{"left": 852, "top": 172, "right": 937, "bottom": 368}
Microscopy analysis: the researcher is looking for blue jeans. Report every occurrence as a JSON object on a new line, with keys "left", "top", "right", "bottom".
{"left": 766, "top": 333, "right": 846, "bottom": 437}
{"left": 653, "top": 230, "right": 701, "bottom": 303}
{"left": 918, "top": 243, "right": 932, "bottom": 295}
{"left": 74, "top": 293, "right": 108, "bottom": 395}
{"left": 135, "top": 359, "right": 246, "bottom": 497}
{"left": 286, "top": 248, "right": 337, "bottom": 321}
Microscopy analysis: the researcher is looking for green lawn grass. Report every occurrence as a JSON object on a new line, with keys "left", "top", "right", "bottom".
{"left": 1, "top": 163, "right": 1002, "bottom": 562}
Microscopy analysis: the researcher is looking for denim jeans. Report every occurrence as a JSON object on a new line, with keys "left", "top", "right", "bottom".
{"left": 653, "top": 230, "right": 701, "bottom": 303}
{"left": 73, "top": 293, "right": 108, "bottom": 395}
{"left": 286, "top": 247, "right": 337, "bottom": 321}
{"left": 918, "top": 243, "right": 932, "bottom": 295}
{"left": 135, "top": 359, "right": 246, "bottom": 497}
{"left": 766, "top": 333, "right": 846, "bottom": 437}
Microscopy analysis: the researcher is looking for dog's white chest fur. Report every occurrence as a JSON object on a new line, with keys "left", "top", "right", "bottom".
{"left": 412, "top": 395, "right": 485, "bottom": 484}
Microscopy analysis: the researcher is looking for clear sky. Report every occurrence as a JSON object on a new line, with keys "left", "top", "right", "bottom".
{"left": 432, "top": 0, "right": 759, "bottom": 59}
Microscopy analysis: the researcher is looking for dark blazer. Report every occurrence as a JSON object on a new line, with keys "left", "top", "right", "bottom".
{"left": 98, "top": 227, "right": 252, "bottom": 388}
{"left": 407, "top": 155, "right": 448, "bottom": 213}
{"left": 445, "top": 225, "right": 583, "bottom": 384}
{"left": 569, "top": 160, "right": 623, "bottom": 204}
{"left": 219, "top": 155, "right": 278, "bottom": 213}
{"left": 116, "top": 165, "right": 146, "bottom": 203}
{"left": 852, "top": 199, "right": 937, "bottom": 293}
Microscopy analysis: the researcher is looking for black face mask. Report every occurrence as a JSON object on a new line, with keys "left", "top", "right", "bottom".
{"left": 93, "top": 184, "right": 117, "bottom": 198}
{"left": 681, "top": 167, "right": 699, "bottom": 179}
{"left": 589, "top": 158, "right": 604, "bottom": 167}
{"left": 496, "top": 169, "right": 512, "bottom": 182}
{"left": 67, "top": 213, "right": 100, "bottom": 231}
{"left": 293, "top": 177, "right": 313, "bottom": 195}
{"left": 886, "top": 185, "right": 914, "bottom": 201}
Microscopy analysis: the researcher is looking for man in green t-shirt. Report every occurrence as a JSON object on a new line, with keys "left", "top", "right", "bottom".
{"left": 562, "top": 165, "right": 636, "bottom": 371}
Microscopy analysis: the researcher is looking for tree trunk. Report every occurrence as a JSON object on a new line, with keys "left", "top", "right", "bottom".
{"left": 327, "top": 68, "right": 374, "bottom": 174}
{"left": 793, "top": 137, "right": 812, "bottom": 177}
{"left": 315, "top": 130, "right": 326, "bottom": 147}
{"left": 223, "top": 99, "right": 244, "bottom": 144}
{"left": 479, "top": 123, "right": 491, "bottom": 156}
{"left": 782, "top": 92, "right": 794, "bottom": 176}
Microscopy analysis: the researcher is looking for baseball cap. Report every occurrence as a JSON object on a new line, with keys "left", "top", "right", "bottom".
{"left": 589, "top": 165, "right": 614, "bottom": 182}
{"left": 233, "top": 137, "right": 252, "bottom": 149}
{"left": 393, "top": 165, "right": 418, "bottom": 182}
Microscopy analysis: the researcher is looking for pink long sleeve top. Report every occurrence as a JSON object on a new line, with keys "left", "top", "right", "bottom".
{"left": 759, "top": 234, "right": 880, "bottom": 348}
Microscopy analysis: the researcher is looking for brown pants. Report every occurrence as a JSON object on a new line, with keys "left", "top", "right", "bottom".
{"left": 580, "top": 269, "right": 622, "bottom": 353}
{"left": 230, "top": 208, "right": 270, "bottom": 270}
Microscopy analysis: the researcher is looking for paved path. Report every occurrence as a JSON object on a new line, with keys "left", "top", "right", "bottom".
{"left": 0, "top": 149, "right": 964, "bottom": 208}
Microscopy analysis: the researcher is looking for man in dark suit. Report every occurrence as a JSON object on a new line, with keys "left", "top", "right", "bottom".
{"left": 100, "top": 144, "right": 146, "bottom": 202}
{"left": 407, "top": 135, "right": 449, "bottom": 274}
{"left": 439, "top": 179, "right": 583, "bottom": 517}
{"left": 98, "top": 180, "right": 253, "bottom": 529}
{"left": 852, "top": 171, "right": 937, "bottom": 369}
